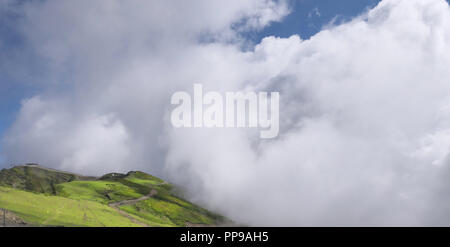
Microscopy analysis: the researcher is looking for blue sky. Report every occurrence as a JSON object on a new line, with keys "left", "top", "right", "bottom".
{"left": 0, "top": 0, "right": 381, "bottom": 146}
{"left": 250, "top": 0, "right": 381, "bottom": 41}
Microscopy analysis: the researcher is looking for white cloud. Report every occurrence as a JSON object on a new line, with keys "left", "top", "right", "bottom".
{"left": 3, "top": 0, "right": 450, "bottom": 226}
{"left": 3, "top": 97, "right": 131, "bottom": 175}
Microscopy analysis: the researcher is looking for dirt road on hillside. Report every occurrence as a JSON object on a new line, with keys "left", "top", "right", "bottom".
{"left": 107, "top": 182, "right": 167, "bottom": 226}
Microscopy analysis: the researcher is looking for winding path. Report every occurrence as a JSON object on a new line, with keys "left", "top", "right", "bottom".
{"left": 109, "top": 189, "right": 158, "bottom": 208}
{"left": 107, "top": 182, "right": 167, "bottom": 227}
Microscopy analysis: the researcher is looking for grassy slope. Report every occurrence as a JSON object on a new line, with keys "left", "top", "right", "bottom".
{"left": 56, "top": 172, "right": 224, "bottom": 226}
{"left": 119, "top": 196, "right": 221, "bottom": 226}
{"left": 56, "top": 180, "right": 143, "bottom": 204}
{"left": 0, "top": 186, "right": 140, "bottom": 226}
{"left": 119, "top": 173, "right": 223, "bottom": 226}
{"left": 0, "top": 166, "right": 224, "bottom": 227}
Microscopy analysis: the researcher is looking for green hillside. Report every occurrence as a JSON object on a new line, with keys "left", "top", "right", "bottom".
{"left": 0, "top": 165, "right": 224, "bottom": 227}
{"left": 0, "top": 164, "right": 95, "bottom": 194}
{"left": 0, "top": 186, "right": 141, "bottom": 227}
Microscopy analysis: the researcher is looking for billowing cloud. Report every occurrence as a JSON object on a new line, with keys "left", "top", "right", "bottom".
{"left": 3, "top": 0, "right": 450, "bottom": 226}
{"left": 1, "top": 0, "right": 290, "bottom": 175}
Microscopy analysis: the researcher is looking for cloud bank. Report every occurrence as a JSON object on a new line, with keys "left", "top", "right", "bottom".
{"left": 3, "top": 0, "right": 450, "bottom": 226}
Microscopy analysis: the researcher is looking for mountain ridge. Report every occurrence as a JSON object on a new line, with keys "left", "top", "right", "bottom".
{"left": 0, "top": 164, "right": 226, "bottom": 227}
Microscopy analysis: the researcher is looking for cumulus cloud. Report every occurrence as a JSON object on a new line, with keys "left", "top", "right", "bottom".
{"left": 1, "top": 0, "right": 290, "bottom": 175}
{"left": 3, "top": 0, "right": 450, "bottom": 226}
